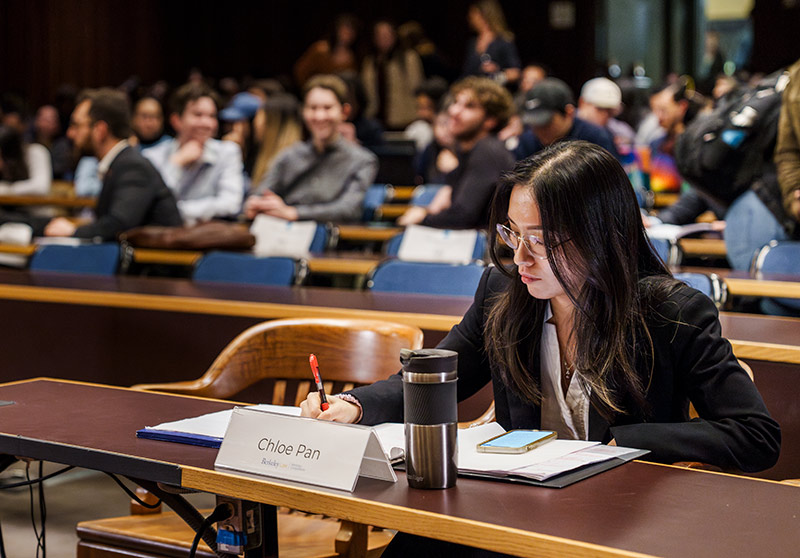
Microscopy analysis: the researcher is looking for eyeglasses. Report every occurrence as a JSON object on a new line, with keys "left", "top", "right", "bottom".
{"left": 496, "top": 223, "right": 549, "bottom": 260}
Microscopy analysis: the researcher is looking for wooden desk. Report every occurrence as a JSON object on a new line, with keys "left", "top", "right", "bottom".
{"left": 333, "top": 225, "right": 402, "bottom": 243}
{"left": 131, "top": 248, "right": 381, "bottom": 276}
{"left": 385, "top": 185, "right": 415, "bottom": 202}
{"left": 1, "top": 273, "right": 799, "bottom": 480}
{"left": 678, "top": 266, "right": 800, "bottom": 300}
{"left": 375, "top": 204, "right": 408, "bottom": 219}
{"left": 0, "top": 194, "right": 95, "bottom": 209}
{"left": 0, "top": 243, "right": 36, "bottom": 256}
{"left": 677, "top": 237, "right": 727, "bottom": 258}
{"left": 2, "top": 378, "right": 799, "bottom": 558}
{"left": 0, "top": 269, "right": 796, "bottom": 362}
{"left": 306, "top": 254, "right": 380, "bottom": 275}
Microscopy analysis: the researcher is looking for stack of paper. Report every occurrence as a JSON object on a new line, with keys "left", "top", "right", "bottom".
{"left": 374, "top": 423, "right": 642, "bottom": 483}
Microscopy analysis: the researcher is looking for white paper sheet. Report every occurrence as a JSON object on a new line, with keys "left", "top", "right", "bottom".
{"left": 143, "top": 404, "right": 301, "bottom": 438}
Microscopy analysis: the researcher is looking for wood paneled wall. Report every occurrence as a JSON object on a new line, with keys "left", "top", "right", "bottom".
{"left": 1, "top": 0, "right": 598, "bottom": 108}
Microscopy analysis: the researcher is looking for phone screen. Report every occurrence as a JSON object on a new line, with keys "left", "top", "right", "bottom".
{"left": 480, "top": 430, "right": 552, "bottom": 449}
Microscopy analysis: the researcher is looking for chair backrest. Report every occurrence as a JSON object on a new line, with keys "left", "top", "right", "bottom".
{"left": 30, "top": 243, "right": 120, "bottom": 276}
{"left": 411, "top": 184, "right": 445, "bottom": 207}
{"left": 193, "top": 252, "right": 300, "bottom": 286}
{"left": 132, "top": 318, "right": 424, "bottom": 404}
{"left": 309, "top": 223, "right": 328, "bottom": 254}
{"left": 753, "top": 240, "right": 800, "bottom": 311}
{"left": 368, "top": 260, "right": 485, "bottom": 296}
{"left": 362, "top": 184, "right": 388, "bottom": 221}
{"left": 385, "top": 228, "right": 487, "bottom": 262}
{"left": 649, "top": 237, "right": 680, "bottom": 266}
{"left": 673, "top": 272, "right": 727, "bottom": 308}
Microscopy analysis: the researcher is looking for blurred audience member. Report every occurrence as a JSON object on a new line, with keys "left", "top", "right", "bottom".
{"left": 776, "top": 58, "right": 800, "bottom": 235}
{"left": 514, "top": 78, "right": 617, "bottom": 160}
{"left": 245, "top": 75, "right": 377, "bottom": 223}
{"left": 397, "top": 20, "right": 453, "bottom": 81}
{"left": 697, "top": 31, "right": 726, "bottom": 97}
{"left": 362, "top": 20, "right": 425, "bottom": 129}
{"left": 0, "top": 95, "right": 27, "bottom": 134}
{"left": 500, "top": 63, "right": 548, "bottom": 143}
{"left": 404, "top": 77, "right": 449, "bottom": 151}
{"left": 338, "top": 71, "right": 384, "bottom": 148}
{"left": 647, "top": 80, "right": 705, "bottom": 193}
{"left": 577, "top": 77, "right": 635, "bottom": 156}
{"left": 713, "top": 75, "right": 740, "bottom": 104}
{"left": 399, "top": 76, "right": 514, "bottom": 229}
{"left": 220, "top": 92, "right": 263, "bottom": 177}
{"left": 44, "top": 89, "right": 181, "bottom": 240}
{"left": 462, "top": 0, "right": 520, "bottom": 85}
{"left": 144, "top": 83, "right": 245, "bottom": 222}
{"left": 0, "top": 125, "right": 51, "bottom": 195}
{"left": 413, "top": 109, "right": 458, "bottom": 185}
{"left": 247, "top": 79, "right": 285, "bottom": 103}
{"left": 131, "top": 97, "right": 170, "bottom": 149}
{"left": 250, "top": 93, "right": 303, "bottom": 187}
{"left": 27, "top": 105, "right": 72, "bottom": 179}
{"left": 295, "top": 14, "right": 361, "bottom": 88}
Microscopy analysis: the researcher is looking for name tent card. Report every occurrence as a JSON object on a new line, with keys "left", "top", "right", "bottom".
{"left": 214, "top": 407, "right": 397, "bottom": 492}
{"left": 250, "top": 214, "right": 318, "bottom": 258}
{"left": 397, "top": 225, "right": 479, "bottom": 264}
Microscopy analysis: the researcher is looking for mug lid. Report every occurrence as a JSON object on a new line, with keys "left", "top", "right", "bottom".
{"left": 400, "top": 348, "right": 458, "bottom": 373}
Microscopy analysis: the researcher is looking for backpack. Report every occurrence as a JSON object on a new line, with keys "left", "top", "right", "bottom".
{"left": 675, "top": 69, "right": 790, "bottom": 206}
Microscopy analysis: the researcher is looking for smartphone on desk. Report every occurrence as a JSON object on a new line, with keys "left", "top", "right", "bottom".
{"left": 476, "top": 429, "right": 556, "bottom": 454}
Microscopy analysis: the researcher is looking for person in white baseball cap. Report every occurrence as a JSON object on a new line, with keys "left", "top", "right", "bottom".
{"left": 578, "top": 77, "right": 635, "bottom": 154}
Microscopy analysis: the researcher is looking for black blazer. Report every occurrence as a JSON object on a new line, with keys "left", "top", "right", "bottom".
{"left": 350, "top": 267, "right": 780, "bottom": 473}
{"left": 74, "top": 146, "right": 182, "bottom": 241}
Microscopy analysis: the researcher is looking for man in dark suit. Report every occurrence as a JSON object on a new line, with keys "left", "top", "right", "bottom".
{"left": 44, "top": 89, "right": 182, "bottom": 240}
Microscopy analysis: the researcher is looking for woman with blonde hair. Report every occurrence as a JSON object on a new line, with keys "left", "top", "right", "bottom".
{"left": 250, "top": 94, "right": 303, "bottom": 187}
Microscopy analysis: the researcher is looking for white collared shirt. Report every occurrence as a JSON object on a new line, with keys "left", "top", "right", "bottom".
{"left": 97, "top": 140, "right": 129, "bottom": 180}
{"left": 142, "top": 137, "right": 245, "bottom": 222}
{"left": 539, "top": 302, "right": 590, "bottom": 440}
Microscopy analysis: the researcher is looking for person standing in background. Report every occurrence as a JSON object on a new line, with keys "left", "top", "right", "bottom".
{"left": 462, "top": 0, "right": 521, "bottom": 86}
{"left": 294, "top": 14, "right": 361, "bottom": 88}
{"left": 362, "top": 20, "right": 425, "bottom": 130}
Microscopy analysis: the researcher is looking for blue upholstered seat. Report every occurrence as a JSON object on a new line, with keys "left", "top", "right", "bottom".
{"left": 368, "top": 260, "right": 485, "bottom": 297}
{"left": 30, "top": 243, "right": 121, "bottom": 276}
{"left": 193, "top": 252, "right": 299, "bottom": 286}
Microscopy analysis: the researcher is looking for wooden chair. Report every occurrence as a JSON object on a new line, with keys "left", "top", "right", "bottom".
{"left": 77, "top": 318, "right": 424, "bottom": 558}
{"left": 133, "top": 317, "right": 424, "bottom": 405}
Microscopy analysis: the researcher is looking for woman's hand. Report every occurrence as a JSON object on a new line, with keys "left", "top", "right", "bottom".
{"left": 300, "top": 394, "right": 361, "bottom": 423}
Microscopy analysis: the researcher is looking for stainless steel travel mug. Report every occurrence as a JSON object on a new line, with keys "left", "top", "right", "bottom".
{"left": 401, "top": 348, "right": 458, "bottom": 489}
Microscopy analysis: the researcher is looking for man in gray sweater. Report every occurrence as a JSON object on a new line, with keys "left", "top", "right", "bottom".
{"left": 244, "top": 75, "right": 378, "bottom": 222}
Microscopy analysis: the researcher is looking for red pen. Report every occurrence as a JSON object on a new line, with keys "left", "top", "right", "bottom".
{"left": 309, "top": 354, "right": 329, "bottom": 411}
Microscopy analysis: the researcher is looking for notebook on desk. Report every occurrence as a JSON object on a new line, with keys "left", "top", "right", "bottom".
{"left": 136, "top": 404, "right": 301, "bottom": 448}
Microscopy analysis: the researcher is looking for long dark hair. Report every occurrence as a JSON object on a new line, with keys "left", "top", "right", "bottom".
{"left": 0, "top": 126, "right": 29, "bottom": 182}
{"left": 486, "top": 141, "right": 673, "bottom": 419}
